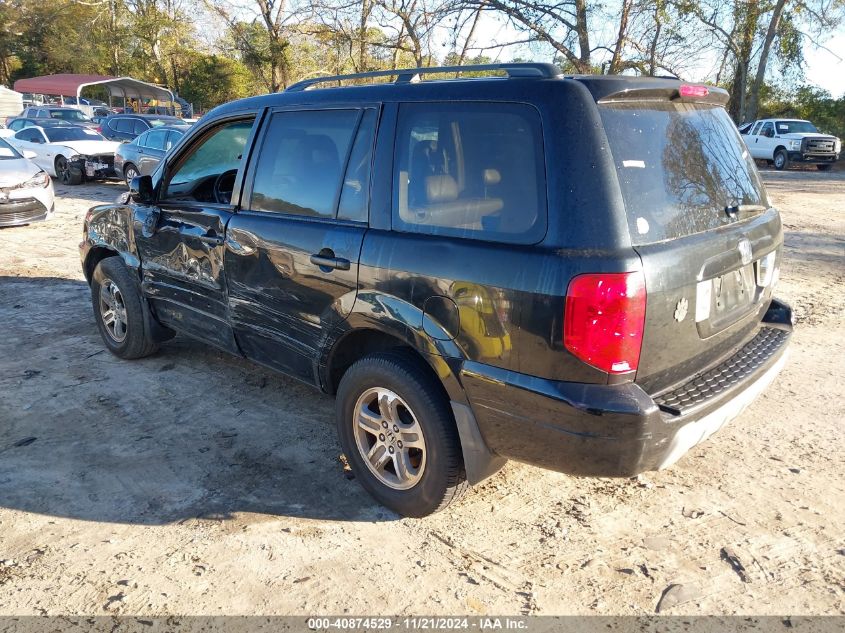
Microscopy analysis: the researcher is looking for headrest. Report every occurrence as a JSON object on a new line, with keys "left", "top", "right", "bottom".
{"left": 425, "top": 175, "right": 458, "bottom": 203}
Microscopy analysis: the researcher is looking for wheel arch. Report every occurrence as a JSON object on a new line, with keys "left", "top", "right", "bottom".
{"left": 321, "top": 299, "right": 506, "bottom": 486}
{"left": 81, "top": 205, "right": 142, "bottom": 284}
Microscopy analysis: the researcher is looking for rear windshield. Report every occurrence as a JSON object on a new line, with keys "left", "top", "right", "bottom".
{"left": 599, "top": 102, "right": 768, "bottom": 245}
{"left": 50, "top": 109, "right": 90, "bottom": 122}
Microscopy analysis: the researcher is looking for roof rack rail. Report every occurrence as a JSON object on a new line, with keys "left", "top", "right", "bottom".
{"left": 285, "top": 62, "right": 561, "bottom": 92}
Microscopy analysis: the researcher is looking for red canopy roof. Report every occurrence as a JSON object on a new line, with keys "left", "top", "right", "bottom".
{"left": 13, "top": 74, "right": 173, "bottom": 102}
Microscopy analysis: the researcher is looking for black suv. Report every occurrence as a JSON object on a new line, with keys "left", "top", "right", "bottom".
{"left": 80, "top": 64, "right": 792, "bottom": 517}
{"left": 98, "top": 114, "right": 183, "bottom": 142}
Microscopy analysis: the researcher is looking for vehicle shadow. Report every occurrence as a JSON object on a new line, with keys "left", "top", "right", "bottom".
{"left": 0, "top": 275, "right": 395, "bottom": 525}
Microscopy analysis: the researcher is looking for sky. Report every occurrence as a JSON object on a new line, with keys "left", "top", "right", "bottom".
{"left": 804, "top": 29, "right": 845, "bottom": 97}
{"left": 467, "top": 12, "right": 845, "bottom": 98}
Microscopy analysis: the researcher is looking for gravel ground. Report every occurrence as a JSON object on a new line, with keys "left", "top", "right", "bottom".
{"left": 0, "top": 170, "right": 842, "bottom": 616}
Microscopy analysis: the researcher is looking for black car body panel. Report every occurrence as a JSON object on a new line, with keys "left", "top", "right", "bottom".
{"left": 80, "top": 67, "right": 792, "bottom": 484}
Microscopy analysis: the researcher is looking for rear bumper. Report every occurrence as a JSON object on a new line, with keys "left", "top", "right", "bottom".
{"left": 461, "top": 299, "right": 793, "bottom": 478}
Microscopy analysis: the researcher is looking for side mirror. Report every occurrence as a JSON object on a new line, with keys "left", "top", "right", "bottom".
{"left": 129, "top": 174, "right": 155, "bottom": 204}
{"left": 23, "top": 150, "right": 37, "bottom": 159}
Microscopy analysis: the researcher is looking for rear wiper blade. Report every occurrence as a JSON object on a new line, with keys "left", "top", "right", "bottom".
{"left": 725, "top": 204, "right": 767, "bottom": 217}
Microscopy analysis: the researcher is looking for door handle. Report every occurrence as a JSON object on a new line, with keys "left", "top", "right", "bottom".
{"left": 310, "top": 253, "right": 350, "bottom": 271}
{"left": 198, "top": 230, "right": 224, "bottom": 246}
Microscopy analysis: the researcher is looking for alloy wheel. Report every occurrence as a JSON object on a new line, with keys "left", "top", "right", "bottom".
{"left": 352, "top": 387, "right": 426, "bottom": 490}
{"left": 99, "top": 279, "right": 128, "bottom": 343}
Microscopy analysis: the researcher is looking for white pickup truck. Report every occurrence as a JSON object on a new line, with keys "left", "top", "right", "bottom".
{"left": 738, "top": 118, "right": 841, "bottom": 171}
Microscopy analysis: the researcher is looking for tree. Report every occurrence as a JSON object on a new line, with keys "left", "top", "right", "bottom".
{"left": 180, "top": 52, "right": 255, "bottom": 110}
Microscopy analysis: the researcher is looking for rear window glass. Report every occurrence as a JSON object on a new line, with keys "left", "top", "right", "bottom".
{"left": 600, "top": 102, "right": 768, "bottom": 245}
{"left": 393, "top": 102, "right": 546, "bottom": 244}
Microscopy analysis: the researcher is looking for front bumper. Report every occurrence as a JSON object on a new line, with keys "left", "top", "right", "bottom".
{"left": 787, "top": 151, "right": 839, "bottom": 164}
{"left": 70, "top": 156, "right": 116, "bottom": 180}
{"left": 461, "top": 299, "right": 793, "bottom": 477}
{"left": 0, "top": 197, "right": 53, "bottom": 227}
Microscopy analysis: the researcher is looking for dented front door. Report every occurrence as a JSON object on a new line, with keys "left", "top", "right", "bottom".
{"left": 135, "top": 204, "right": 239, "bottom": 353}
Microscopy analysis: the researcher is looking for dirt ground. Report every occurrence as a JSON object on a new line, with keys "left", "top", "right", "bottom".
{"left": 0, "top": 169, "right": 842, "bottom": 617}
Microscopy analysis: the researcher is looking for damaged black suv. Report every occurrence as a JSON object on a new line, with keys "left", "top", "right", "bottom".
{"left": 80, "top": 63, "right": 792, "bottom": 517}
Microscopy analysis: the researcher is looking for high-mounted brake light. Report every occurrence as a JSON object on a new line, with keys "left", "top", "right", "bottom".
{"left": 679, "top": 84, "right": 709, "bottom": 98}
{"left": 564, "top": 272, "right": 647, "bottom": 375}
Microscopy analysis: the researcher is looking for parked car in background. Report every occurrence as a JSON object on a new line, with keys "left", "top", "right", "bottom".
{"left": 0, "top": 136, "right": 55, "bottom": 226}
{"left": 7, "top": 122, "right": 119, "bottom": 185}
{"left": 19, "top": 106, "right": 98, "bottom": 129}
{"left": 98, "top": 114, "right": 183, "bottom": 142}
{"left": 4, "top": 117, "right": 74, "bottom": 135}
{"left": 80, "top": 64, "right": 792, "bottom": 517}
{"left": 740, "top": 118, "right": 841, "bottom": 170}
{"left": 114, "top": 124, "right": 189, "bottom": 183}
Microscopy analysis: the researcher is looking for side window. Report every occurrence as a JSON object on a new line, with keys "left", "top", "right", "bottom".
{"left": 133, "top": 120, "right": 148, "bottom": 135}
{"left": 393, "top": 102, "right": 546, "bottom": 244}
{"left": 751, "top": 122, "right": 762, "bottom": 136}
{"left": 761, "top": 122, "right": 774, "bottom": 138}
{"left": 135, "top": 131, "right": 149, "bottom": 147}
{"left": 115, "top": 118, "right": 134, "bottom": 133}
{"left": 162, "top": 117, "right": 255, "bottom": 204}
{"left": 249, "top": 109, "right": 359, "bottom": 218}
{"left": 165, "top": 130, "right": 183, "bottom": 150}
{"left": 18, "top": 128, "right": 43, "bottom": 143}
{"left": 145, "top": 129, "right": 167, "bottom": 150}
{"left": 337, "top": 109, "right": 377, "bottom": 223}
{"left": 9, "top": 120, "right": 23, "bottom": 131}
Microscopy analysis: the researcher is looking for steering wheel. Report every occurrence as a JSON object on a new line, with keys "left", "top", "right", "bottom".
{"left": 213, "top": 169, "right": 238, "bottom": 205}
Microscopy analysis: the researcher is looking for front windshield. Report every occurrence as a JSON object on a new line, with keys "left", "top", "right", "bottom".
{"left": 776, "top": 120, "right": 818, "bottom": 134}
{"left": 0, "top": 137, "right": 22, "bottom": 159}
{"left": 51, "top": 109, "right": 90, "bottom": 122}
{"left": 44, "top": 127, "right": 105, "bottom": 142}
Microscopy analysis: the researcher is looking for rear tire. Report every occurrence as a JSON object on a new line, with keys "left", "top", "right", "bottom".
{"left": 773, "top": 149, "right": 789, "bottom": 171}
{"left": 816, "top": 164, "right": 832, "bottom": 171}
{"left": 91, "top": 257, "right": 159, "bottom": 359}
{"left": 336, "top": 350, "right": 467, "bottom": 517}
{"left": 124, "top": 163, "right": 139, "bottom": 184}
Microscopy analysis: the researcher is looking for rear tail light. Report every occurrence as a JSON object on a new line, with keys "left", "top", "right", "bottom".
{"left": 564, "top": 272, "right": 646, "bottom": 374}
{"left": 96, "top": 125, "right": 102, "bottom": 134}
{"left": 679, "top": 84, "right": 709, "bottom": 98}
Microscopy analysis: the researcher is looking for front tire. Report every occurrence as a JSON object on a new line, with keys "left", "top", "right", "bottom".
{"left": 336, "top": 351, "right": 467, "bottom": 517}
{"left": 773, "top": 149, "right": 789, "bottom": 171}
{"left": 55, "top": 155, "right": 83, "bottom": 185}
{"left": 91, "top": 257, "right": 159, "bottom": 359}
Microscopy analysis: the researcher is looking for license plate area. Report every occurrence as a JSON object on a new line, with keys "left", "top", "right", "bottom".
{"left": 696, "top": 264, "right": 758, "bottom": 336}
{"left": 85, "top": 161, "right": 108, "bottom": 176}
